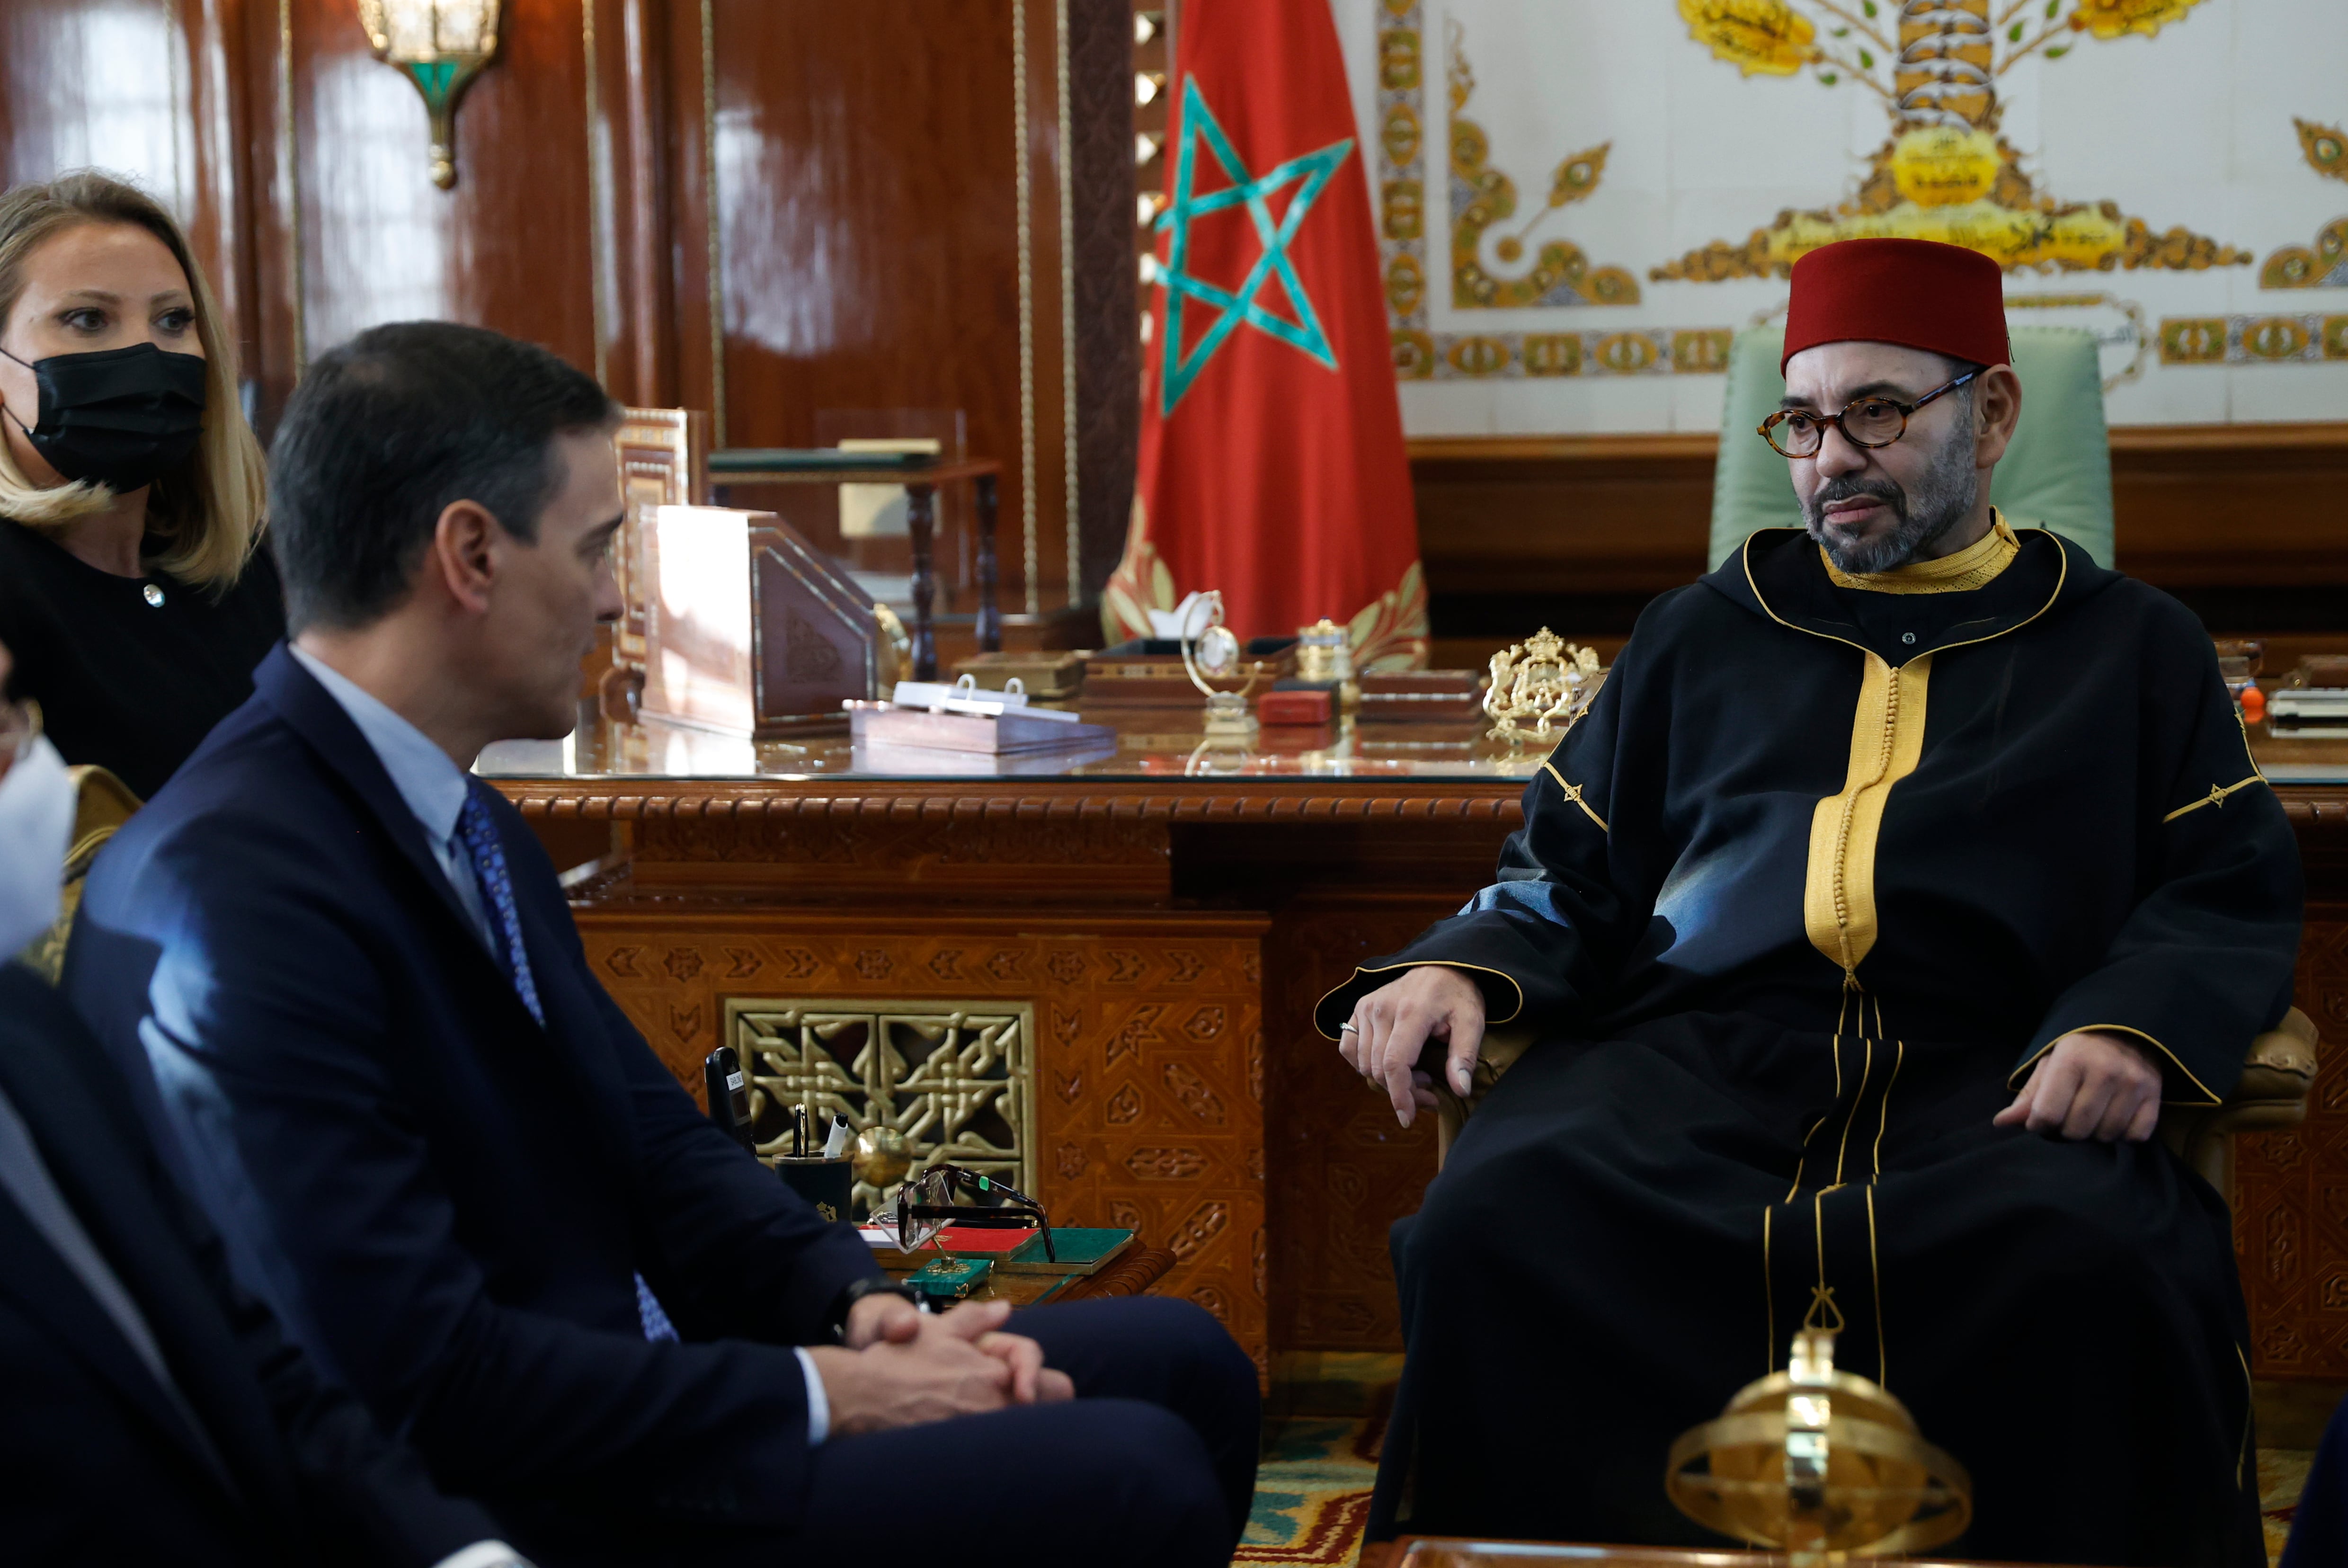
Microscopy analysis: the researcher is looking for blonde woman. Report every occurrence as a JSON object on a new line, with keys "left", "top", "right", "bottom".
{"left": 0, "top": 171, "right": 277, "bottom": 800}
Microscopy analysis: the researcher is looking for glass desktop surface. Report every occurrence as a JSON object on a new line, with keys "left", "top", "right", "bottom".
{"left": 475, "top": 710, "right": 1550, "bottom": 784}
{"left": 473, "top": 713, "right": 2348, "bottom": 787}
{"left": 2254, "top": 720, "right": 2348, "bottom": 784}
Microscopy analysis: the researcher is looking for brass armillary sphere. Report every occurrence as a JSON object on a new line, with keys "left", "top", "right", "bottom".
{"left": 1666, "top": 1323, "right": 1973, "bottom": 1559}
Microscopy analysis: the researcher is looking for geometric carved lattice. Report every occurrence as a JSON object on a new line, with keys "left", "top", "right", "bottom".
{"left": 724, "top": 997, "right": 1036, "bottom": 1218}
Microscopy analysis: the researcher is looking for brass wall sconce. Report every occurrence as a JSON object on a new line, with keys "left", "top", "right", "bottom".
{"left": 355, "top": 0, "right": 502, "bottom": 189}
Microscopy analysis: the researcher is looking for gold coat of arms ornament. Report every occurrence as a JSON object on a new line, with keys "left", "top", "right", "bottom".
{"left": 1483, "top": 628, "right": 1604, "bottom": 744}
{"left": 1666, "top": 1324, "right": 1973, "bottom": 1557}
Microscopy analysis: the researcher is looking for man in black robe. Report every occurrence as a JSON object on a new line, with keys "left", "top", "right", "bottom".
{"left": 1322, "top": 237, "right": 2298, "bottom": 1567}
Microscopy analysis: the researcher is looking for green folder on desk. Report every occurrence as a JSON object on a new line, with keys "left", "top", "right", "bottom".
{"left": 992, "top": 1227, "right": 1134, "bottom": 1276}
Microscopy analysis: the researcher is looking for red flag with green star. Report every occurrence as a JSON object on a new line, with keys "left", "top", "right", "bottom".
{"left": 1105, "top": 0, "right": 1426, "bottom": 668}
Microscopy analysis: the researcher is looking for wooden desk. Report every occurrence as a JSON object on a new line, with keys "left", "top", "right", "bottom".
{"left": 1360, "top": 1539, "right": 2079, "bottom": 1568}
{"left": 484, "top": 713, "right": 2348, "bottom": 1388}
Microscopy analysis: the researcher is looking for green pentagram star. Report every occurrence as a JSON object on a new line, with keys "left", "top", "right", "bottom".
{"left": 1153, "top": 77, "right": 1354, "bottom": 414}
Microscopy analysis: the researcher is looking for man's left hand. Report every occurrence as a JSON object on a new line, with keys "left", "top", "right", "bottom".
{"left": 1992, "top": 1030, "right": 2163, "bottom": 1142}
{"left": 844, "top": 1292, "right": 1072, "bottom": 1404}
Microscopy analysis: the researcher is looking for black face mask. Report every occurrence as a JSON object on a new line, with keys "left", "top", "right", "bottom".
{"left": 0, "top": 340, "right": 207, "bottom": 492}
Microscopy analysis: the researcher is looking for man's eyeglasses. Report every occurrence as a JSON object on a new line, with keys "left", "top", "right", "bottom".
{"left": 0, "top": 699, "right": 39, "bottom": 782}
{"left": 869, "top": 1162, "right": 1056, "bottom": 1262}
{"left": 1758, "top": 369, "right": 1978, "bottom": 459}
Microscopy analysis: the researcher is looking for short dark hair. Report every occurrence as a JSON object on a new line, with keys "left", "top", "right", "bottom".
{"left": 269, "top": 321, "right": 618, "bottom": 631}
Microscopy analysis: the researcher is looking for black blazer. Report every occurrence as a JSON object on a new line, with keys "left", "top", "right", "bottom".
{"left": 66, "top": 645, "right": 883, "bottom": 1567}
{"left": 0, "top": 963, "right": 498, "bottom": 1567}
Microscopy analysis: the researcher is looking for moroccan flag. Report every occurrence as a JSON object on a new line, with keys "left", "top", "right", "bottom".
{"left": 1105, "top": 0, "right": 1427, "bottom": 669}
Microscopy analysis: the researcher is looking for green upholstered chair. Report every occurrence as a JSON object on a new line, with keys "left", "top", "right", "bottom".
{"left": 1706, "top": 324, "right": 2116, "bottom": 571}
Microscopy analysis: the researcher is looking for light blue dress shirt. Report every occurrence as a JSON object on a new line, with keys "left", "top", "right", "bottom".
{"left": 284, "top": 646, "right": 829, "bottom": 1443}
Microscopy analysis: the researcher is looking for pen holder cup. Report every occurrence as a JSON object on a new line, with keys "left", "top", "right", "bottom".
{"left": 773, "top": 1156, "right": 854, "bottom": 1223}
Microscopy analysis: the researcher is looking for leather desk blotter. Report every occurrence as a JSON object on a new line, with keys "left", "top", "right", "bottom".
{"left": 926, "top": 1225, "right": 1134, "bottom": 1275}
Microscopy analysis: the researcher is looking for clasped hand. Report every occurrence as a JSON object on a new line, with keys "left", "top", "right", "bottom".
{"left": 1341, "top": 967, "right": 2164, "bottom": 1144}
{"left": 806, "top": 1293, "right": 1073, "bottom": 1437}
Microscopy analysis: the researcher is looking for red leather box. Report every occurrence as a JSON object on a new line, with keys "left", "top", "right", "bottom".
{"left": 1258, "top": 687, "right": 1334, "bottom": 726}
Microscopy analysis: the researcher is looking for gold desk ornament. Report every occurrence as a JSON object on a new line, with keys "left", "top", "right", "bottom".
{"left": 850, "top": 1125, "right": 915, "bottom": 1193}
{"left": 354, "top": 0, "right": 501, "bottom": 190}
{"left": 1180, "top": 590, "right": 1260, "bottom": 740}
{"left": 872, "top": 603, "right": 915, "bottom": 684}
{"left": 1665, "top": 1321, "right": 1973, "bottom": 1561}
{"left": 1294, "top": 618, "right": 1352, "bottom": 685}
{"left": 1483, "top": 627, "right": 1604, "bottom": 745}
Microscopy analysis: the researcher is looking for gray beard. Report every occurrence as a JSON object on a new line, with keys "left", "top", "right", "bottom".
{"left": 1803, "top": 419, "right": 1981, "bottom": 575}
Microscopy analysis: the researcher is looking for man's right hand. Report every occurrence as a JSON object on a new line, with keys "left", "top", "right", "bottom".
{"left": 808, "top": 1298, "right": 1070, "bottom": 1436}
{"left": 1339, "top": 965, "right": 1486, "bottom": 1129}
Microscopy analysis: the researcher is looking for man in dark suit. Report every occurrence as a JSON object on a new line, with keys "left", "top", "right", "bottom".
{"left": 0, "top": 639, "right": 523, "bottom": 1568}
{"left": 65, "top": 321, "right": 1257, "bottom": 1568}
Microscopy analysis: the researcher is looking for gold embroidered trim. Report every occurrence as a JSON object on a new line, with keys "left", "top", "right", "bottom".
{"left": 1831, "top": 1035, "right": 1875, "bottom": 1188}
{"left": 1785, "top": 999, "right": 1847, "bottom": 1201}
{"left": 1742, "top": 522, "right": 2068, "bottom": 667}
{"left": 1540, "top": 761, "right": 1609, "bottom": 833}
{"left": 2162, "top": 775, "right": 2266, "bottom": 824}
{"left": 2236, "top": 707, "right": 2268, "bottom": 785}
{"left": 1310, "top": 960, "right": 1528, "bottom": 1040}
{"left": 2004, "top": 1023, "right": 2222, "bottom": 1107}
{"left": 1821, "top": 514, "right": 2019, "bottom": 595}
{"left": 1865, "top": 1184, "right": 1886, "bottom": 1387}
{"left": 1803, "top": 653, "right": 1933, "bottom": 979}
{"left": 2235, "top": 1343, "right": 2253, "bottom": 1490}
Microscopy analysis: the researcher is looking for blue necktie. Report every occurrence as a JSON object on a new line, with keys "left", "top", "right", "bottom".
{"left": 456, "top": 780, "right": 679, "bottom": 1344}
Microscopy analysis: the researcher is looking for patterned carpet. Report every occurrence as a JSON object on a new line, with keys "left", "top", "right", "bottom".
{"left": 1239, "top": 1356, "right": 2319, "bottom": 1567}
{"left": 2263, "top": 1448, "right": 2314, "bottom": 1567}
{"left": 1238, "top": 1355, "right": 1392, "bottom": 1566}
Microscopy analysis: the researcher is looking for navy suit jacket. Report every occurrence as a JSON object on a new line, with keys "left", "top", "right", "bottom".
{"left": 66, "top": 644, "right": 883, "bottom": 1566}
{"left": 0, "top": 963, "right": 497, "bottom": 1568}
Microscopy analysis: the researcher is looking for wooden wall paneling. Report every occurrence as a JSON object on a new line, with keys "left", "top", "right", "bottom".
{"left": 573, "top": 907, "right": 1272, "bottom": 1374}
{"left": 182, "top": 0, "right": 264, "bottom": 407}
{"left": 231, "top": 0, "right": 301, "bottom": 429}
{"left": 1410, "top": 435, "right": 1719, "bottom": 599}
{"left": 1409, "top": 424, "right": 2348, "bottom": 615}
{"left": 1015, "top": 0, "right": 1073, "bottom": 615}
{"left": 1064, "top": 0, "right": 1138, "bottom": 601}
{"left": 2106, "top": 424, "right": 2348, "bottom": 588}
{"left": 284, "top": 0, "right": 597, "bottom": 374}
{"left": 657, "top": 0, "right": 717, "bottom": 444}
{"left": 587, "top": 0, "right": 678, "bottom": 408}
{"left": 694, "top": 0, "right": 1056, "bottom": 606}
{"left": 0, "top": 0, "right": 267, "bottom": 415}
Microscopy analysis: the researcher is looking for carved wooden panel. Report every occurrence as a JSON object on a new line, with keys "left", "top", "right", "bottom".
{"left": 727, "top": 998, "right": 1036, "bottom": 1212}
{"left": 1265, "top": 894, "right": 1448, "bottom": 1352}
{"left": 2237, "top": 903, "right": 2348, "bottom": 1378}
{"left": 576, "top": 910, "right": 1272, "bottom": 1376}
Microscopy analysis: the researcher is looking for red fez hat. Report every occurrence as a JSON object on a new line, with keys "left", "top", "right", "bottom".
{"left": 1780, "top": 238, "right": 2009, "bottom": 373}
